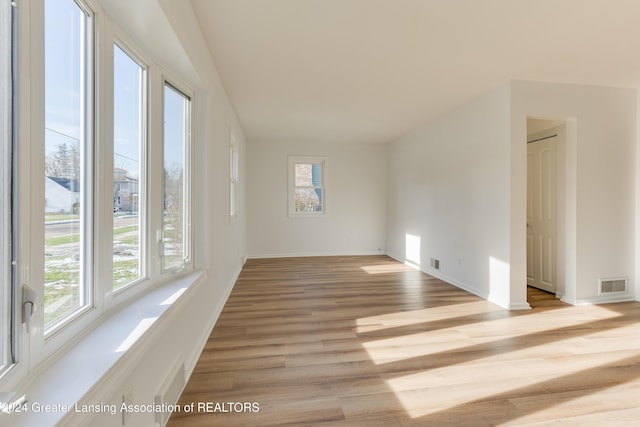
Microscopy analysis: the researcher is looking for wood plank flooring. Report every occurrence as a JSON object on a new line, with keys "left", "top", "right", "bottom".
{"left": 167, "top": 256, "right": 640, "bottom": 426}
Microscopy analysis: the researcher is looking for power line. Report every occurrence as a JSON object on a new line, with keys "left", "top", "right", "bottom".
{"left": 45, "top": 126, "right": 80, "bottom": 143}
{"left": 115, "top": 152, "right": 139, "bottom": 163}
{"left": 45, "top": 126, "right": 139, "bottom": 164}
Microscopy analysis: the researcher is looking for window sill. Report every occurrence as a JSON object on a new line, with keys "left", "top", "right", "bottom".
{"left": 5, "top": 270, "right": 206, "bottom": 427}
{"left": 287, "top": 213, "right": 327, "bottom": 218}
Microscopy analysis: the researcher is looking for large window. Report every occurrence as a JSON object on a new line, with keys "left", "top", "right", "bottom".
{"left": 113, "top": 44, "right": 146, "bottom": 290}
{"left": 288, "top": 156, "right": 326, "bottom": 216}
{"left": 162, "top": 83, "right": 191, "bottom": 271}
{"left": 5, "top": 0, "right": 197, "bottom": 391}
{"left": 0, "top": 0, "right": 13, "bottom": 375}
{"left": 43, "top": 0, "right": 93, "bottom": 330}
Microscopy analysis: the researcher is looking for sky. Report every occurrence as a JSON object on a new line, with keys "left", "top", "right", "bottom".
{"left": 45, "top": 0, "right": 187, "bottom": 179}
{"left": 113, "top": 44, "right": 142, "bottom": 176}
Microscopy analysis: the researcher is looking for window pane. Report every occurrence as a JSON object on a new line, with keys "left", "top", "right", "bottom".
{"left": 113, "top": 45, "right": 144, "bottom": 289}
{"left": 44, "top": 0, "right": 90, "bottom": 328}
{"left": 294, "top": 163, "right": 313, "bottom": 186}
{"left": 295, "top": 188, "right": 323, "bottom": 213}
{"left": 295, "top": 163, "right": 323, "bottom": 188}
{"left": 162, "top": 84, "right": 189, "bottom": 271}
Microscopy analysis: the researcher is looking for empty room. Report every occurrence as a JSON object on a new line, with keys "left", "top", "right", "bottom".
{"left": 2, "top": 0, "right": 640, "bottom": 426}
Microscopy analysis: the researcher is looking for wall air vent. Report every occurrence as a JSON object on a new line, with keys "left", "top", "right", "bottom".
{"left": 599, "top": 277, "right": 628, "bottom": 294}
{"left": 154, "top": 361, "right": 185, "bottom": 426}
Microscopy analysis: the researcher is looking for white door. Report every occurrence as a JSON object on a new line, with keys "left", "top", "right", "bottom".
{"left": 527, "top": 136, "right": 556, "bottom": 293}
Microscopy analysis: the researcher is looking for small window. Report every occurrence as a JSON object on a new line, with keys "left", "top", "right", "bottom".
{"left": 229, "top": 131, "right": 238, "bottom": 221}
{"left": 288, "top": 156, "right": 326, "bottom": 216}
{"left": 162, "top": 82, "right": 191, "bottom": 271}
{"left": 113, "top": 43, "right": 146, "bottom": 290}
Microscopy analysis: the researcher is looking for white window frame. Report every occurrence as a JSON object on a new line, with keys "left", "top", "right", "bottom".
{"left": 229, "top": 129, "right": 238, "bottom": 222}
{"left": 41, "top": 0, "right": 95, "bottom": 337}
{"left": 288, "top": 155, "right": 327, "bottom": 217}
{"left": 0, "top": 0, "right": 13, "bottom": 378}
{"left": 111, "top": 40, "right": 148, "bottom": 293}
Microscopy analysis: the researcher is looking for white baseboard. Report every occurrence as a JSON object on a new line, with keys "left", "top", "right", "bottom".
{"left": 561, "top": 294, "right": 636, "bottom": 306}
{"left": 248, "top": 250, "right": 385, "bottom": 259}
{"left": 386, "top": 251, "right": 530, "bottom": 310}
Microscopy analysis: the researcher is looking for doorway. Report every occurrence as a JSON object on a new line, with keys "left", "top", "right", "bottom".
{"left": 526, "top": 118, "right": 565, "bottom": 295}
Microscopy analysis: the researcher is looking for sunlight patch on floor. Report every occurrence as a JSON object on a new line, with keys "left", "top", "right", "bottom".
{"left": 506, "top": 374, "right": 640, "bottom": 425}
{"left": 355, "top": 301, "right": 499, "bottom": 333}
{"left": 358, "top": 305, "right": 628, "bottom": 419}
{"left": 384, "top": 347, "right": 637, "bottom": 419}
{"left": 361, "top": 330, "right": 473, "bottom": 364}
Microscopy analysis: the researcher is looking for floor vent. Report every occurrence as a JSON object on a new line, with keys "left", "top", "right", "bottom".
{"left": 599, "top": 277, "right": 628, "bottom": 294}
{"left": 154, "top": 362, "right": 185, "bottom": 426}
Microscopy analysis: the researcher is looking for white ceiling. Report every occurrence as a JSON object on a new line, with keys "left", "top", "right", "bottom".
{"left": 191, "top": 0, "right": 640, "bottom": 144}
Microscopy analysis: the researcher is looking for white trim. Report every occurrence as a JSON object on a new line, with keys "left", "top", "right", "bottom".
{"left": 248, "top": 250, "right": 386, "bottom": 259}
{"left": 8, "top": 0, "right": 37, "bottom": 389}
{"left": 561, "top": 294, "right": 636, "bottom": 306}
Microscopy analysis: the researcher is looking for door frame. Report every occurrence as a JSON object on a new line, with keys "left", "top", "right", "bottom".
{"left": 524, "top": 117, "right": 573, "bottom": 303}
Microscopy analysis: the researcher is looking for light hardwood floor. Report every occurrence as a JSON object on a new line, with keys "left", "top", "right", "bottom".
{"left": 168, "top": 256, "right": 640, "bottom": 426}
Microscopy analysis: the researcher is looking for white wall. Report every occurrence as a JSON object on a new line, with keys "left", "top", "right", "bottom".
{"left": 387, "top": 81, "right": 637, "bottom": 309}
{"left": 247, "top": 140, "right": 386, "bottom": 257}
{"left": 511, "top": 81, "right": 637, "bottom": 304}
{"left": 44, "top": 178, "right": 77, "bottom": 213}
{"left": 386, "top": 84, "right": 516, "bottom": 308}
{"left": 386, "top": 81, "right": 636, "bottom": 309}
